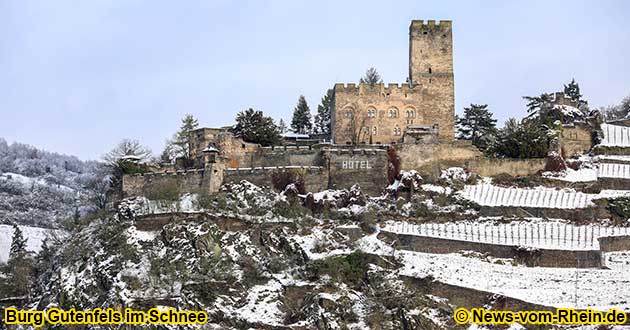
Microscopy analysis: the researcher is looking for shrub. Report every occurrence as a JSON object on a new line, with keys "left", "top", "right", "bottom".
{"left": 607, "top": 197, "right": 630, "bottom": 219}
{"left": 313, "top": 251, "right": 369, "bottom": 288}
{"left": 271, "top": 169, "right": 306, "bottom": 193}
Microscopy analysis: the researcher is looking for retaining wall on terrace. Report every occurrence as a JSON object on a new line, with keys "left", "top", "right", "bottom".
{"left": 380, "top": 232, "right": 602, "bottom": 268}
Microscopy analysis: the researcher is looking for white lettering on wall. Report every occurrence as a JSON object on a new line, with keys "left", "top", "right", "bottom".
{"left": 340, "top": 159, "right": 371, "bottom": 170}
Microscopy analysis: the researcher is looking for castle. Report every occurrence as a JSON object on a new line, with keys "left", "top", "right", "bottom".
{"left": 121, "top": 19, "right": 548, "bottom": 199}
{"left": 331, "top": 20, "right": 455, "bottom": 144}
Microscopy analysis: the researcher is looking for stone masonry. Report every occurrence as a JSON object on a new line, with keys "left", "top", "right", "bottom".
{"left": 331, "top": 20, "right": 455, "bottom": 145}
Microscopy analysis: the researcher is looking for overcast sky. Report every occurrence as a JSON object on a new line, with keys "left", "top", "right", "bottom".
{"left": 1, "top": 0, "right": 629, "bottom": 160}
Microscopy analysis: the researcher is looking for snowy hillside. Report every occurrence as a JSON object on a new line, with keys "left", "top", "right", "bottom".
{"left": 0, "top": 138, "right": 105, "bottom": 227}
{"left": 0, "top": 224, "right": 63, "bottom": 263}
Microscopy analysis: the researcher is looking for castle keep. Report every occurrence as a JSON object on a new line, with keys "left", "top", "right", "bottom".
{"left": 331, "top": 20, "right": 455, "bottom": 144}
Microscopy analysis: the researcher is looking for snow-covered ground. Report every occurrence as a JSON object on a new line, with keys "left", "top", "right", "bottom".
{"left": 382, "top": 220, "right": 630, "bottom": 250}
{"left": 0, "top": 224, "right": 62, "bottom": 263}
{"left": 545, "top": 163, "right": 630, "bottom": 182}
{"left": 461, "top": 183, "right": 630, "bottom": 209}
{"left": 396, "top": 250, "right": 630, "bottom": 310}
{"left": 358, "top": 230, "right": 630, "bottom": 311}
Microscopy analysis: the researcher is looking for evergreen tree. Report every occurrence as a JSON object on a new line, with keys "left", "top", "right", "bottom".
{"left": 563, "top": 78, "right": 588, "bottom": 109}
{"left": 314, "top": 89, "right": 333, "bottom": 135}
{"left": 290, "top": 95, "right": 313, "bottom": 134}
{"left": 487, "top": 118, "right": 549, "bottom": 159}
{"left": 9, "top": 224, "right": 27, "bottom": 263}
{"left": 231, "top": 108, "right": 281, "bottom": 146}
{"left": 277, "top": 119, "right": 287, "bottom": 134}
{"left": 360, "top": 67, "right": 382, "bottom": 85}
{"left": 456, "top": 104, "right": 497, "bottom": 150}
{"left": 168, "top": 114, "right": 199, "bottom": 161}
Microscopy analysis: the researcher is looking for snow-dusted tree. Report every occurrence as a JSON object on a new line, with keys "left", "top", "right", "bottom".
{"left": 102, "top": 139, "right": 152, "bottom": 165}
{"left": 487, "top": 118, "right": 549, "bottom": 159}
{"left": 456, "top": 104, "right": 497, "bottom": 150}
{"left": 600, "top": 94, "right": 630, "bottom": 120}
{"left": 314, "top": 89, "right": 333, "bottom": 135}
{"left": 84, "top": 163, "right": 112, "bottom": 210}
{"left": 277, "top": 119, "right": 288, "bottom": 134}
{"left": 8, "top": 224, "right": 27, "bottom": 264}
{"left": 231, "top": 108, "right": 281, "bottom": 146}
{"left": 563, "top": 79, "right": 588, "bottom": 110}
{"left": 360, "top": 67, "right": 382, "bottom": 85}
{"left": 166, "top": 114, "right": 199, "bottom": 162}
{"left": 291, "top": 95, "right": 312, "bottom": 134}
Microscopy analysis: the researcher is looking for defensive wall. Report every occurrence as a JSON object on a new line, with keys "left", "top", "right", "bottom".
{"left": 223, "top": 166, "right": 329, "bottom": 193}
{"left": 122, "top": 163, "right": 225, "bottom": 198}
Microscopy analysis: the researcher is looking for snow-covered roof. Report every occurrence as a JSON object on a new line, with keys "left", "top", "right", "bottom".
{"left": 599, "top": 123, "right": 630, "bottom": 147}
{"left": 281, "top": 132, "right": 310, "bottom": 139}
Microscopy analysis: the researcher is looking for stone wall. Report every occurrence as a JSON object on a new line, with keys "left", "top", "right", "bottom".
{"left": 598, "top": 235, "right": 630, "bottom": 252}
{"left": 245, "top": 146, "right": 324, "bottom": 168}
{"left": 560, "top": 124, "right": 592, "bottom": 157}
{"left": 383, "top": 232, "right": 602, "bottom": 268}
{"left": 396, "top": 140, "right": 482, "bottom": 179}
{"left": 122, "top": 165, "right": 224, "bottom": 199}
{"left": 223, "top": 166, "right": 329, "bottom": 193}
{"left": 469, "top": 158, "right": 546, "bottom": 177}
{"left": 324, "top": 148, "right": 389, "bottom": 195}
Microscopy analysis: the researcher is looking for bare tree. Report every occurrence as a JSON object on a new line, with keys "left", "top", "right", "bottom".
{"left": 102, "top": 139, "right": 152, "bottom": 165}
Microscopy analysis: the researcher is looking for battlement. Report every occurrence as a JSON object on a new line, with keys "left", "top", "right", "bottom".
{"left": 131, "top": 169, "right": 205, "bottom": 177}
{"left": 333, "top": 82, "right": 417, "bottom": 95}
{"left": 225, "top": 165, "right": 325, "bottom": 174}
{"left": 410, "top": 19, "right": 452, "bottom": 31}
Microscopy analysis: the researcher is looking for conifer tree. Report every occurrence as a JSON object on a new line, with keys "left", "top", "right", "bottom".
{"left": 360, "top": 67, "right": 382, "bottom": 85}
{"left": 314, "top": 89, "right": 333, "bottom": 135}
{"left": 456, "top": 104, "right": 497, "bottom": 150}
{"left": 291, "top": 95, "right": 312, "bottom": 134}
{"left": 231, "top": 108, "right": 281, "bottom": 146}
{"left": 169, "top": 114, "right": 199, "bottom": 161}
{"left": 563, "top": 78, "right": 588, "bottom": 109}
{"left": 9, "top": 224, "right": 27, "bottom": 263}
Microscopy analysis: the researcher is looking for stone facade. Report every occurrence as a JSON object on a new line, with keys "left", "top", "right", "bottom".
{"left": 560, "top": 124, "right": 592, "bottom": 157}
{"left": 331, "top": 20, "right": 454, "bottom": 145}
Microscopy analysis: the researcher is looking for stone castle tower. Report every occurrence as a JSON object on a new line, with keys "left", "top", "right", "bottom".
{"left": 331, "top": 20, "right": 455, "bottom": 145}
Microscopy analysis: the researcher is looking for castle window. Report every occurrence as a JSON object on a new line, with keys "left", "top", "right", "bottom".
{"left": 406, "top": 109, "right": 416, "bottom": 118}
{"left": 393, "top": 127, "right": 401, "bottom": 136}
{"left": 388, "top": 108, "right": 399, "bottom": 118}
{"left": 345, "top": 110, "right": 353, "bottom": 118}
{"left": 372, "top": 126, "right": 378, "bottom": 135}
{"left": 428, "top": 68, "right": 432, "bottom": 74}
{"left": 367, "top": 108, "right": 376, "bottom": 118}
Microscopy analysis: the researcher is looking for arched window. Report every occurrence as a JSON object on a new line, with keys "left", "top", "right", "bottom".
{"left": 406, "top": 109, "right": 416, "bottom": 118}
{"left": 345, "top": 110, "right": 353, "bottom": 118}
{"left": 372, "top": 126, "right": 378, "bottom": 135}
{"left": 388, "top": 108, "right": 399, "bottom": 118}
{"left": 393, "top": 127, "right": 401, "bottom": 136}
{"left": 367, "top": 108, "right": 376, "bottom": 118}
